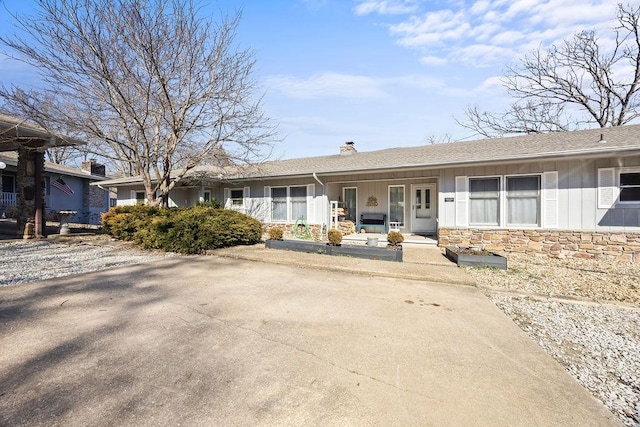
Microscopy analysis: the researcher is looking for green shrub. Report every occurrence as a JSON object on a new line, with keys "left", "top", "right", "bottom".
{"left": 387, "top": 231, "right": 404, "bottom": 246}
{"left": 328, "top": 229, "right": 342, "bottom": 246}
{"left": 268, "top": 226, "right": 285, "bottom": 240}
{"left": 101, "top": 205, "right": 163, "bottom": 242}
{"left": 102, "top": 205, "right": 262, "bottom": 254}
{"left": 196, "top": 199, "right": 223, "bottom": 209}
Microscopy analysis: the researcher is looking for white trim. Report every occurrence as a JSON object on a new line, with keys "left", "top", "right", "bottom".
{"left": 268, "top": 185, "right": 316, "bottom": 223}
{"left": 597, "top": 168, "right": 617, "bottom": 208}
{"left": 463, "top": 173, "right": 549, "bottom": 229}
{"left": 505, "top": 174, "right": 542, "bottom": 228}
{"left": 223, "top": 188, "right": 231, "bottom": 209}
{"left": 542, "top": 171, "right": 558, "bottom": 228}
{"left": 410, "top": 183, "right": 437, "bottom": 233}
{"left": 342, "top": 186, "right": 358, "bottom": 223}
{"left": 264, "top": 186, "right": 272, "bottom": 221}
{"left": 455, "top": 176, "right": 469, "bottom": 227}
{"left": 388, "top": 184, "right": 405, "bottom": 228}
{"left": 306, "top": 183, "right": 315, "bottom": 222}
{"left": 616, "top": 167, "right": 640, "bottom": 205}
{"left": 467, "top": 175, "right": 501, "bottom": 227}
{"left": 243, "top": 186, "right": 250, "bottom": 211}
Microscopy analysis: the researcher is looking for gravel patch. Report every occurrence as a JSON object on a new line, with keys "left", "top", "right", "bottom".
{"left": 466, "top": 253, "right": 640, "bottom": 427}
{"left": 0, "top": 239, "right": 173, "bottom": 287}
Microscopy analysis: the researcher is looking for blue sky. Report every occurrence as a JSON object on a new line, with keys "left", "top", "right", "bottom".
{"left": 0, "top": 0, "right": 623, "bottom": 159}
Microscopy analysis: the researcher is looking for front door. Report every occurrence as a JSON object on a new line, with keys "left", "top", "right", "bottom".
{"left": 412, "top": 184, "right": 436, "bottom": 233}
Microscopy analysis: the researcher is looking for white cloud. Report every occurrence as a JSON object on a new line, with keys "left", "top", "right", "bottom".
{"left": 354, "top": 0, "right": 420, "bottom": 16}
{"left": 474, "top": 76, "right": 505, "bottom": 94}
{"left": 265, "top": 72, "right": 444, "bottom": 100}
{"left": 390, "top": 10, "right": 471, "bottom": 47}
{"left": 469, "top": 1, "right": 491, "bottom": 15}
{"left": 367, "top": 0, "right": 621, "bottom": 69}
{"left": 451, "top": 44, "right": 515, "bottom": 67}
{"left": 490, "top": 30, "right": 525, "bottom": 46}
{"left": 266, "top": 72, "right": 387, "bottom": 100}
{"left": 390, "top": 74, "right": 445, "bottom": 89}
{"left": 420, "top": 55, "right": 448, "bottom": 66}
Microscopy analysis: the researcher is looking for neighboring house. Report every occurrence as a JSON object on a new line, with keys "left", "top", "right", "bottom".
{"left": 0, "top": 152, "right": 110, "bottom": 225}
{"left": 96, "top": 125, "right": 640, "bottom": 261}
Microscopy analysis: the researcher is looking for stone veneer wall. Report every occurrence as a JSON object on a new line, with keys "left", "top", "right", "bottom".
{"left": 263, "top": 223, "right": 326, "bottom": 241}
{"left": 263, "top": 221, "right": 354, "bottom": 241}
{"left": 83, "top": 183, "right": 107, "bottom": 208}
{"left": 438, "top": 228, "right": 640, "bottom": 262}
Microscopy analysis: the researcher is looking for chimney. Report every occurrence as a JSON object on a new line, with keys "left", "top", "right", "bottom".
{"left": 82, "top": 158, "right": 106, "bottom": 176}
{"left": 340, "top": 141, "right": 357, "bottom": 155}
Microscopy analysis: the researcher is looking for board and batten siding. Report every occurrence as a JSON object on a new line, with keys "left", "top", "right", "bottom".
{"left": 441, "top": 156, "right": 640, "bottom": 231}
{"left": 596, "top": 158, "right": 640, "bottom": 230}
{"left": 232, "top": 179, "right": 326, "bottom": 225}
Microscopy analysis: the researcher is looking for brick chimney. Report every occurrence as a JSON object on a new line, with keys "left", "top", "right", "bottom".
{"left": 340, "top": 141, "right": 357, "bottom": 155}
{"left": 81, "top": 159, "right": 106, "bottom": 176}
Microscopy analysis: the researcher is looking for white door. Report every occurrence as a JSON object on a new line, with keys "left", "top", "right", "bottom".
{"left": 412, "top": 184, "right": 436, "bottom": 232}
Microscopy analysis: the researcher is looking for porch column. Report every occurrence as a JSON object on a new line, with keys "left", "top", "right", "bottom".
{"left": 16, "top": 149, "right": 43, "bottom": 238}
{"left": 34, "top": 151, "right": 45, "bottom": 238}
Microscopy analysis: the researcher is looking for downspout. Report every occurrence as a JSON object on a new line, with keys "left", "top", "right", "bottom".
{"left": 312, "top": 172, "right": 326, "bottom": 239}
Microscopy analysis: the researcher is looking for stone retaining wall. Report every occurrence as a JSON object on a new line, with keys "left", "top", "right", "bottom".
{"left": 263, "top": 221, "right": 354, "bottom": 241}
{"left": 438, "top": 228, "right": 640, "bottom": 262}
{"left": 263, "top": 223, "right": 326, "bottom": 240}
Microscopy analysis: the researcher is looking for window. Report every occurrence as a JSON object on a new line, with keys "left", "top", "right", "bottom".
{"left": 269, "top": 185, "right": 309, "bottom": 222}
{"left": 389, "top": 185, "right": 405, "bottom": 227}
{"left": 203, "top": 191, "right": 211, "bottom": 203}
{"left": 469, "top": 178, "right": 499, "bottom": 225}
{"left": 135, "top": 191, "right": 145, "bottom": 205}
{"left": 290, "top": 186, "right": 307, "bottom": 220}
{"left": 2, "top": 175, "right": 15, "bottom": 193}
{"left": 343, "top": 187, "right": 357, "bottom": 222}
{"left": 506, "top": 176, "right": 540, "bottom": 226}
{"left": 271, "top": 187, "right": 287, "bottom": 221}
{"left": 620, "top": 172, "right": 640, "bottom": 202}
{"left": 230, "top": 189, "right": 244, "bottom": 207}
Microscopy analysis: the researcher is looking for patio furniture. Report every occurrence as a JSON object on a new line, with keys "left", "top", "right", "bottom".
{"left": 357, "top": 213, "right": 387, "bottom": 234}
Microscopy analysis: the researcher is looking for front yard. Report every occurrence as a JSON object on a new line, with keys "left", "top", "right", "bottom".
{"left": 467, "top": 253, "right": 640, "bottom": 427}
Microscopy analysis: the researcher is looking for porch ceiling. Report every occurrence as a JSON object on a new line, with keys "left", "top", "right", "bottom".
{"left": 0, "top": 114, "right": 84, "bottom": 152}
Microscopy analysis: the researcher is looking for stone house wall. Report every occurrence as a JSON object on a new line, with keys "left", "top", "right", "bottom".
{"left": 438, "top": 228, "right": 640, "bottom": 262}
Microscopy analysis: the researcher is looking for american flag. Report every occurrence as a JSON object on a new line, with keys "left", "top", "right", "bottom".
{"left": 52, "top": 177, "right": 74, "bottom": 195}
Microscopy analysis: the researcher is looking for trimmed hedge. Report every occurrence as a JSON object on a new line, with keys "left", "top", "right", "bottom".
{"left": 102, "top": 205, "right": 262, "bottom": 254}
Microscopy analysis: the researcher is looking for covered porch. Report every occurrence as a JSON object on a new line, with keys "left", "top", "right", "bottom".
{"left": 0, "top": 114, "right": 83, "bottom": 237}
{"left": 325, "top": 173, "right": 440, "bottom": 237}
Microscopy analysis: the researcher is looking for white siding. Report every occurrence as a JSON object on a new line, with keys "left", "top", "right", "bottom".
{"left": 306, "top": 183, "right": 315, "bottom": 223}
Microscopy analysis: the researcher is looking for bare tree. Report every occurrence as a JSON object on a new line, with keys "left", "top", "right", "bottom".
{"left": 459, "top": 3, "right": 640, "bottom": 137}
{"left": 424, "top": 132, "right": 454, "bottom": 145}
{"left": 0, "top": 0, "right": 277, "bottom": 206}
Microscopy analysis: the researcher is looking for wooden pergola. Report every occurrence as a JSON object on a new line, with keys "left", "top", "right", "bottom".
{"left": 0, "top": 114, "right": 84, "bottom": 238}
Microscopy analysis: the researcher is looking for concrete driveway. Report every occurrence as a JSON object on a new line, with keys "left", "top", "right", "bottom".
{"left": 0, "top": 255, "right": 618, "bottom": 426}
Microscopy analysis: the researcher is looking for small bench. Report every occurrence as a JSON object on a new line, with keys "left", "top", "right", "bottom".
{"left": 357, "top": 213, "right": 387, "bottom": 234}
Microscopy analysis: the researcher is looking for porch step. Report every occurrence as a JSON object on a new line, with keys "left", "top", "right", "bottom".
{"left": 342, "top": 233, "right": 438, "bottom": 246}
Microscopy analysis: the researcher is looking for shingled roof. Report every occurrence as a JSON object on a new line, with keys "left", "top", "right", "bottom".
{"left": 95, "top": 124, "right": 640, "bottom": 186}
{"left": 236, "top": 124, "right": 640, "bottom": 179}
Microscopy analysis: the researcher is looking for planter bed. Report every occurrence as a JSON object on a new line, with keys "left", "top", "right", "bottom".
{"left": 445, "top": 247, "right": 507, "bottom": 269}
{"left": 265, "top": 239, "right": 402, "bottom": 262}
